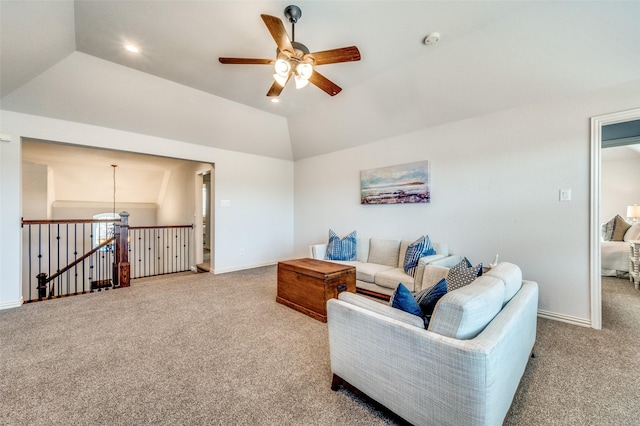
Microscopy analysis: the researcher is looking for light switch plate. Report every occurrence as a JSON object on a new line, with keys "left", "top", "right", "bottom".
{"left": 559, "top": 189, "right": 571, "bottom": 201}
{"left": 221, "top": 199, "right": 231, "bottom": 207}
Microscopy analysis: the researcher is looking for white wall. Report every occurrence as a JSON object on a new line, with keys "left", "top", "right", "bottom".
{"left": 0, "top": 134, "right": 22, "bottom": 309}
{"left": 601, "top": 148, "right": 640, "bottom": 223}
{"left": 0, "top": 111, "right": 294, "bottom": 307}
{"left": 294, "top": 78, "right": 640, "bottom": 326}
{"left": 156, "top": 161, "right": 205, "bottom": 226}
{"left": 22, "top": 161, "right": 49, "bottom": 219}
{"left": 51, "top": 202, "right": 157, "bottom": 227}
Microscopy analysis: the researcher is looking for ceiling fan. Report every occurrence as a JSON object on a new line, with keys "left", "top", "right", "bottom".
{"left": 218, "top": 5, "right": 361, "bottom": 98}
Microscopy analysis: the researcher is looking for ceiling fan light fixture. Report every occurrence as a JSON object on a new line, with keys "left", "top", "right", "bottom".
{"left": 294, "top": 74, "right": 309, "bottom": 89}
{"left": 274, "top": 58, "right": 291, "bottom": 77}
{"left": 296, "top": 63, "right": 313, "bottom": 80}
{"left": 273, "top": 73, "right": 288, "bottom": 87}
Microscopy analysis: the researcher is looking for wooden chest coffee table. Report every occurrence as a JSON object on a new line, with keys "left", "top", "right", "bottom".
{"left": 277, "top": 258, "right": 356, "bottom": 322}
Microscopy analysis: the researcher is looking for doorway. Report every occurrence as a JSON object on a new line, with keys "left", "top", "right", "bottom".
{"left": 590, "top": 107, "right": 640, "bottom": 329}
{"left": 195, "top": 167, "right": 214, "bottom": 272}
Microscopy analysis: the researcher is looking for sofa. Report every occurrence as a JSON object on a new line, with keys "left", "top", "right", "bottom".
{"left": 327, "top": 262, "right": 538, "bottom": 426}
{"left": 309, "top": 237, "right": 461, "bottom": 297}
{"left": 601, "top": 220, "right": 640, "bottom": 276}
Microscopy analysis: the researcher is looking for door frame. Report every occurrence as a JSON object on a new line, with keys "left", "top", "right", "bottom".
{"left": 590, "top": 107, "right": 640, "bottom": 329}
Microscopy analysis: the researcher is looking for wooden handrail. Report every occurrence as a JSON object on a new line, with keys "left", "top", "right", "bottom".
{"left": 22, "top": 218, "right": 121, "bottom": 226}
{"left": 130, "top": 224, "right": 193, "bottom": 230}
{"left": 43, "top": 237, "right": 115, "bottom": 285}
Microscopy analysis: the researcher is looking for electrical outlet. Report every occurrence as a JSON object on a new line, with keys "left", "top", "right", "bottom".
{"left": 240, "top": 248, "right": 245, "bottom": 256}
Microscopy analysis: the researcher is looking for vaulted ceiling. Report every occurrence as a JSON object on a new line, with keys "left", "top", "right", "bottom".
{"left": 2, "top": 1, "right": 640, "bottom": 161}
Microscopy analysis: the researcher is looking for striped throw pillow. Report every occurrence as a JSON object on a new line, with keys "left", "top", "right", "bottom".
{"left": 403, "top": 235, "right": 436, "bottom": 277}
{"left": 602, "top": 215, "right": 631, "bottom": 241}
{"left": 325, "top": 230, "right": 357, "bottom": 261}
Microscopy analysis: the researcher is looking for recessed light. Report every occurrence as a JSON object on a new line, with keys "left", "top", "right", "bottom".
{"left": 124, "top": 44, "right": 140, "bottom": 53}
{"left": 270, "top": 98, "right": 280, "bottom": 103}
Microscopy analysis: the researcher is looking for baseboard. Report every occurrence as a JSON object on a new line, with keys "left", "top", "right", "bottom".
{"left": 213, "top": 261, "right": 277, "bottom": 274}
{"left": 537, "top": 309, "right": 592, "bottom": 328}
{"left": 0, "top": 298, "right": 23, "bottom": 311}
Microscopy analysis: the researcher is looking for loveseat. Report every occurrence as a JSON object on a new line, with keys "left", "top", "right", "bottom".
{"left": 309, "top": 237, "right": 461, "bottom": 297}
{"left": 327, "top": 262, "right": 538, "bottom": 426}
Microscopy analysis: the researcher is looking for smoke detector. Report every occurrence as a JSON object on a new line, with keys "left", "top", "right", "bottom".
{"left": 423, "top": 32, "right": 440, "bottom": 45}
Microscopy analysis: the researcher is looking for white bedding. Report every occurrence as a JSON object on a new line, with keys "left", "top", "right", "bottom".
{"left": 601, "top": 241, "right": 629, "bottom": 276}
{"left": 601, "top": 222, "right": 640, "bottom": 276}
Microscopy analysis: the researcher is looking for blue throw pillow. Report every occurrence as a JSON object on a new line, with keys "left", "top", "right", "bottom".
{"left": 414, "top": 278, "right": 448, "bottom": 327}
{"left": 325, "top": 229, "right": 357, "bottom": 261}
{"left": 403, "top": 235, "right": 436, "bottom": 277}
{"left": 389, "top": 283, "right": 423, "bottom": 318}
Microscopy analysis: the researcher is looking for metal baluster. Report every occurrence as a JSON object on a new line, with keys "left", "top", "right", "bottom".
{"left": 66, "top": 224, "right": 70, "bottom": 296}
{"left": 82, "top": 223, "right": 86, "bottom": 294}
{"left": 48, "top": 224, "right": 52, "bottom": 298}
{"left": 28, "top": 224, "right": 32, "bottom": 302}
{"left": 89, "top": 224, "right": 94, "bottom": 292}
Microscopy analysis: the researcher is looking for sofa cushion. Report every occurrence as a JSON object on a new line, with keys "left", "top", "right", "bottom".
{"left": 446, "top": 258, "right": 482, "bottom": 292}
{"left": 428, "top": 276, "right": 505, "bottom": 339}
{"left": 486, "top": 262, "right": 522, "bottom": 305}
{"left": 402, "top": 235, "right": 436, "bottom": 277}
{"left": 414, "top": 278, "right": 448, "bottom": 326}
{"left": 356, "top": 262, "right": 395, "bottom": 283}
{"left": 375, "top": 267, "right": 414, "bottom": 290}
{"left": 389, "top": 283, "right": 423, "bottom": 318}
{"left": 325, "top": 230, "right": 357, "bottom": 261}
{"left": 602, "top": 215, "right": 631, "bottom": 241}
{"left": 367, "top": 238, "right": 401, "bottom": 267}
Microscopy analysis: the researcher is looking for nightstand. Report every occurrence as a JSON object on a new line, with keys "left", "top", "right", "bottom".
{"left": 629, "top": 240, "right": 640, "bottom": 290}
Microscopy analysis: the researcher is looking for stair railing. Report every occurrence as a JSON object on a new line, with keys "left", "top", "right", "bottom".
{"left": 22, "top": 212, "right": 193, "bottom": 302}
{"left": 22, "top": 217, "right": 122, "bottom": 302}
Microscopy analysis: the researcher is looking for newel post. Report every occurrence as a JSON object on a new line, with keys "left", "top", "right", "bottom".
{"left": 116, "top": 211, "right": 130, "bottom": 287}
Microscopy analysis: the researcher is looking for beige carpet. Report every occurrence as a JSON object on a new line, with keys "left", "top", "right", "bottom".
{"left": 1, "top": 267, "right": 639, "bottom": 425}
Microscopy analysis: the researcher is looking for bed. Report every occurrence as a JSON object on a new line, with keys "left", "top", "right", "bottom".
{"left": 601, "top": 219, "right": 640, "bottom": 277}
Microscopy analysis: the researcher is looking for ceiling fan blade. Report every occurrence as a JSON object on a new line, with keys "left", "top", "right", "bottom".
{"left": 267, "top": 74, "right": 291, "bottom": 97}
{"left": 219, "top": 57, "right": 273, "bottom": 65}
{"left": 309, "top": 71, "right": 342, "bottom": 96}
{"left": 261, "top": 14, "right": 294, "bottom": 55}
{"left": 306, "top": 46, "right": 361, "bottom": 66}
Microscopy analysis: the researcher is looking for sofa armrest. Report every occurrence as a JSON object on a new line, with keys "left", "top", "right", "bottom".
{"left": 337, "top": 292, "right": 424, "bottom": 327}
{"left": 327, "top": 298, "right": 495, "bottom": 426}
{"left": 413, "top": 254, "right": 463, "bottom": 292}
{"left": 309, "top": 243, "right": 327, "bottom": 259}
{"left": 430, "top": 255, "right": 463, "bottom": 268}
{"left": 415, "top": 265, "right": 450, "bottom": 292}
{"left": 326, "top": 280, "right": 538, "bottom": 426}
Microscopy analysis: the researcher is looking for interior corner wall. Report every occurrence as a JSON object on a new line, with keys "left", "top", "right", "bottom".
{"left": 293, "top": 78, "right": 640, "bottom": 324}
{"left": 0, "top": 110, "right": 294, "bottom": 308}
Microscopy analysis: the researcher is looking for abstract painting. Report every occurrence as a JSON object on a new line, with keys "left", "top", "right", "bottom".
{"left": 360, "top": 161, "right": 430, "bottom": 204}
